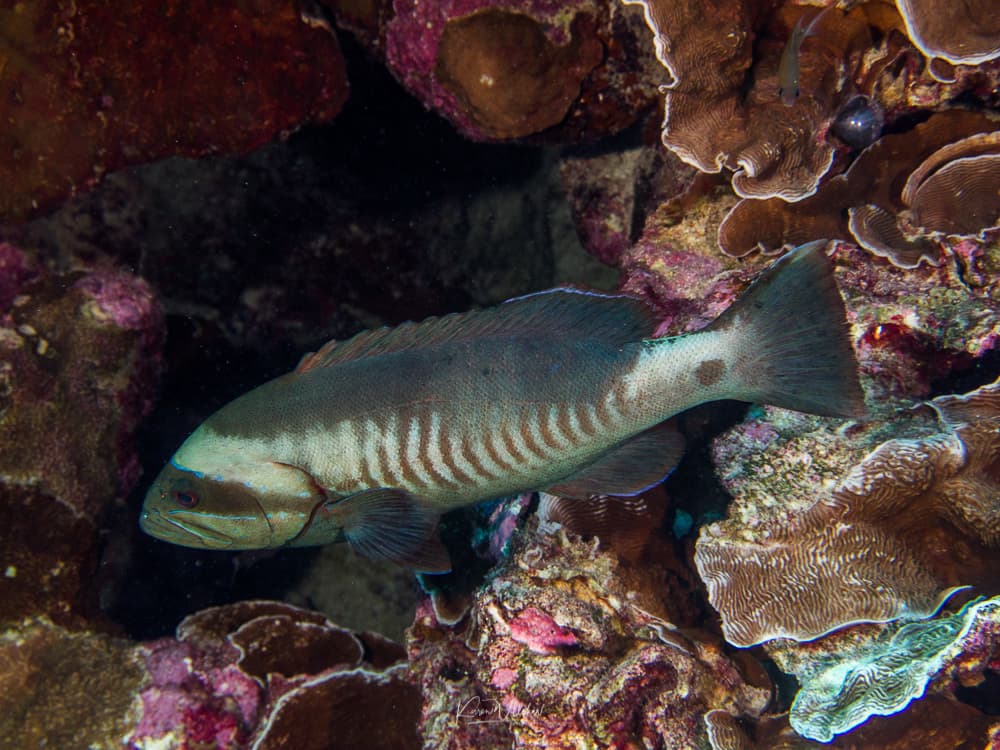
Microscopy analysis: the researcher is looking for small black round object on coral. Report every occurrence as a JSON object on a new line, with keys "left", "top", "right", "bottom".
{"left": 831, "top": 96, "right": 884, "bottom": 150}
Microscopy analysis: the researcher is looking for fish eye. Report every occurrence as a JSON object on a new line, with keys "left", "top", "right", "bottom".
{"left": 174, "top": 490, "right": 199, "bottom": 508}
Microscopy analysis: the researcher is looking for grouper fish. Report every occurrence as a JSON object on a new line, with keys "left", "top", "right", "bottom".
{"left": 141, "top": 242, "right": 864, "bottom": 570}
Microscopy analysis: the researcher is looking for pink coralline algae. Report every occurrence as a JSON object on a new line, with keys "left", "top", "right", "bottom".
{"left": 130, "top": 639, "right": 261, "bottom": 750}
{"left": 508, "top": 606, "right": 579, "bottom": 655}
{"left": 75, "top": 272, "right": 161, "bottom": 332}
{"left": 0, "top": 242, "right": 37, "bottom": 311}
{"left": 408, "top": 523, "right": 770, "bottom": 749}
{"left": 128, "top": 601, "right": 421, "bottom": 750}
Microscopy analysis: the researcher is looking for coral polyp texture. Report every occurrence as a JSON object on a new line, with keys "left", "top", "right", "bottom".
{"left": 0, "top": 0, "right": 348, "bottom": 222}
{"left": 327, "top": 0, "right": 663, "bottom": 141}
{"left": 696, "top": 376, "right": 1000, "bottom": 648}
{"left": 408, "top": 523, "right": 771, "bottom": 749}
{"left": 0, "top": 243, "right": 163, "bottom": 627}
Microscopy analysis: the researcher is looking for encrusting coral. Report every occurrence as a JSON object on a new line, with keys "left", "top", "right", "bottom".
{"left": 0, "top": 242, "right": 163, "bottom": 628}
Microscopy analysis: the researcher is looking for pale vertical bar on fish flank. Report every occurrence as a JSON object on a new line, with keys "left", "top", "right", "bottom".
{"left": 404, "top": 412, "right": 436, "bottom": 488}
{"left": 563, "top": 402, "right": 585, "bottom": 446}
{"left": 329, "top": 420, "right": 363, "bottom": 492}
{"left": 498, "top": 407, "right": 530, "bottom": 468}
{"left": 546, "top": 403, "right": 574, "bottom": 451}
{"left": 520, "top": 403, "right": 551, "bottom": 462}
{"left": 359, "top": 416, "right": 385, "bottom": 487}
{"left": 423, "top": 409, "right": 457, "bottom": 486}
{"left": 617, "top": 347, "right": 662, "bottom": 426}
{"left": 584, "top": 402, "right": 603, "bottom": 435}
{"left": 487, "top": 402, "right": 521, "bottom": 471}
{"left": 576, "top": 401, "right": 597, "bottom": 437}
{"left": 448, "top": 419, "right": 486, "bottom": 483}
{"left": 473, "top": 403, "right": 517, "bottom": 478}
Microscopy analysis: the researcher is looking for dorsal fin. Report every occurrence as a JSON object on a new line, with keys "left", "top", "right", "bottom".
{"left": 296, "top": 288, "right": 657, "bottom": 373}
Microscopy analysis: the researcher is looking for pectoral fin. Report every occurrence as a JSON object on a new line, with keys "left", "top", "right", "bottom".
{"left": 329, "top": 488, "right": 451, "bottom": 573}
{"left": 548, "top": 421, "right": 685, "bottom": 498}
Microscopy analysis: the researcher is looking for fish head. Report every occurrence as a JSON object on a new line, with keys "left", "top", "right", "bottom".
{"left": 140, "top": 439, "right": 328, "bottom": 551}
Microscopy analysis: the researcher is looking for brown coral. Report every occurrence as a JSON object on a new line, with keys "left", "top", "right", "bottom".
{"left": 435, "top": 9, "right": 604, "bottom": 140}
{"left": 718, "top": 110, "right": 1000, "bottom": 266}
{"left": 627, "top": 0, "right": 879, "bottom": 201}
{"left": 695, "top": 377, "right": 1000, "bottom": 648}
{"left": 895, "top": 0, "right": 1000, "bottom": 68}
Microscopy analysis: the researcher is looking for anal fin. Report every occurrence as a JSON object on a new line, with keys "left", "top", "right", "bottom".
{"left": 547, "top": 421, "right": 685, "bottom": 498}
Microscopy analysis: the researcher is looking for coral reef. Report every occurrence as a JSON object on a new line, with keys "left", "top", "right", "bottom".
{"left": 718, "top": 110, "right": 1000, "bottom": 266}
{"left": 408, "top": 522, "right": 770, "bottom": 749}
{"left": 620, "top": 0, "right": 1000, "bottom": 259}
{"left": 0, "top": 0, "right": 348, "bottom": 222}
{"left": 0, "top": 242, "right": 163, "bottom": 627}
{"left": 132, "top": 600, "right": 420, "bottom": 750}
{"left": 327, "top": 0, "right": 663, "bottom": 141}
{"left": 0, "top": 601, "right": 418, "bottom": 749}
{"left": 787, "top": 595, "right": 1000, "bottom": 742}
{"left": 895, "top": 0, "right": 1000, "bottom": 70}
{"left": 0, "top": 618, "right": 145, "bottom": 750}
{"left": 696, "top": 375, "right": 1000, "bottom": 648}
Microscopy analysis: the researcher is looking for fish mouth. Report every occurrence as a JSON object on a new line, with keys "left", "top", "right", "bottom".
{"left": 140, "top": 507, "right": 234, "bottom": 549}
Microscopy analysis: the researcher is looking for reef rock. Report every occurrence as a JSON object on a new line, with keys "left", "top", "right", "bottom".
{"left": 408, "top": 522, "right": 771, "bottom": 749}
{"left": 327, "top": 0, "right": 663, "bottom": 142}
{"left": 0, "top": 0, "right": 348, "bottom": 222}
{"left": 0, "top": 242, "right": 163, "bottom": 627}
{"left": 0, "top": 601, "right": 419, "bottom": 750}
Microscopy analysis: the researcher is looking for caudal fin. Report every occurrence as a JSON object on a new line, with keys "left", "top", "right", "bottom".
{"left": 710, "top": 241, "right": 865, "bottom": 418}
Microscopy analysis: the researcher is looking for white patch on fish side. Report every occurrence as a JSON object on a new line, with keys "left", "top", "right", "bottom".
{"left": 621, "top": 331, "right": 736, "bottom": 423}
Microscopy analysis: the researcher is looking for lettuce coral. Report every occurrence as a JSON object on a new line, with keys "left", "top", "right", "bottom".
{"left": 789, "top": 596, "right": 1000, "bottom": 742}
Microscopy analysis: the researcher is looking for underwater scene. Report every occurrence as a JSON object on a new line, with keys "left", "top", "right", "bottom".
{"left": 1, "top": 1, "right": 999, "bottom": 748}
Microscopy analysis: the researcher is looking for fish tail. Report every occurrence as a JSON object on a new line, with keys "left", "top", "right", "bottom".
{"left": 708, "top": 241, "right": 865, "bottom": 418}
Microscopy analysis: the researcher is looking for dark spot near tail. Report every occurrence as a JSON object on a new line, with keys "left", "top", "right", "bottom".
{"left": 695, "top": 359, "right": 726, "bottom": 387}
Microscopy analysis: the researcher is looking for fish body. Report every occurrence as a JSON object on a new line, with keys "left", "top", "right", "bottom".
{"left": 778, "top": 5, "right": 832, "bottom": 106}
{"left": 141, "top": 242, "right": 864, "bottom": 569}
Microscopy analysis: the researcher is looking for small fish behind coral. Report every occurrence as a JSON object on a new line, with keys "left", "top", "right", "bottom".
{"left": 140, "top": 242, "right": 863, "bottom": 569}
{"left": 779, "top": 4, "right": 834, "bottom": 106}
